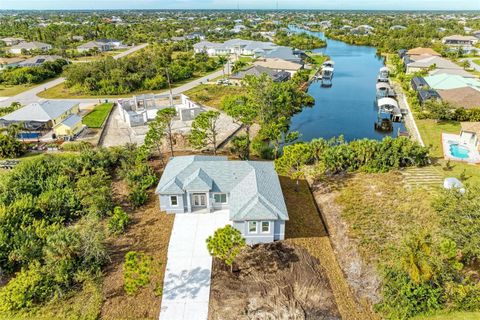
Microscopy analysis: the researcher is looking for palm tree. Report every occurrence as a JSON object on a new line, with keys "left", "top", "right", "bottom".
{"left": 217, "top": 55, "right": 228, "bottom": 79}
{"left": 232, "top": 60, "right": 247, "bottom": 74}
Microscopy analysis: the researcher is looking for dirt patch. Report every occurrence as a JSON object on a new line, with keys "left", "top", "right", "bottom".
{"left": 100, "top": 178, "right": 174, "bottom": 319}
{"left": 209, "top": 241, "right": 341, "bottom": 320}
{"left": 310, "top": 175, "right": 382, "bottom": 307}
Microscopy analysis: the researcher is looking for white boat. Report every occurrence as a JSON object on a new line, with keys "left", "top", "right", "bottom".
{"left": 377, "top": 97, "right": 402, "bottom": 122}
{"left": 377, "top": 66, "right": 389, "bottom": 82}
{"left": 376, "top": 82, "right": 394, "bottom": 98}
{"left": 322, "top": 60, "right": 335, "bottom": 70}
{"left": 322, "top": 66, "right": 334, "bottom": 79}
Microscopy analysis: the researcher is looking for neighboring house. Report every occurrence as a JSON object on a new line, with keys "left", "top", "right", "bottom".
{"left": 77, "top": 38, "right": 123, "bottom": 52}
{"left": 8, "top": 41, "right": 52, "bottom": 54}
{"left": 77, "top": 41, "right": 111, "bottom": 53}
{"left": 265, "top": 47, "right": 306, "bottom": 64}
{"left": 418, "top": 89, "right": 441, "bottom": 104}
{"left": 460, "top": 122, "right": 480, "bottom": 151}
{"left": 424, "top": 74, "right": 480, "bottom": 90}
{"left": 185, "top": 32, "right": 206, "bottom": 40}
{"left": 437, "top": 87, "right": 480, "bottom": 109}
{"left": 405, "top": 56, "right": 465, "bottom": 74}
{"left": 118, "top": 93, "right": 203, "bottom": 127}
{"left": 0, "top": 57, "right": 24, "bottom": 70}
{"left": 193, "top": 39, "right": 279, "bottom": 57}
{"left": 442, "top": 35, "right": 479, "bottom": 46}
{"left": 1, "top": 37, "right": 24, "bottom": 46}
{"left": 72, "top": 35, "right": 84, "bottom": 41}
{"left": 156, "top": 156, "right": 289, "bottom": 244}
{"left": 390, "top": 25, "right": 407, "bottom": 30}
{"left": 404, "top": 47, "right": 441, "bottom": 61}
{"left": 229, "top": 65, "right": 291, "bottom": 83}
{"left": 0, "top": 100, "right": 80, "bottom": 134}
{"left": 429, "top": 67, "right": 477, "bottom": 79}
{"left": 52, "top": 114, "right": 84, "bottom": 139}
{"left": 411, "top": 76, "right": 429, "bottom": 91}
{"left": 97, "top": 38, "right": 123, "bottom": 48}
{"left": 17, "top": 55, "right": 64, "bottom": 67}
{"left": 254, "top": 58, "right": 303, "bottom": 76}
{"left": 232, "top": 24, "right": 247, "bottom": 33}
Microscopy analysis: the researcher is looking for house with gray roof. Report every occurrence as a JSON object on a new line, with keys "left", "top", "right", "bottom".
{"left": 8, "top": 41, "right": 52, "bottom": 55}
{"left": 18, "top": 55, "right": 64, "bottom": 67}
{"left": 229, "top": 65, "right": 290, "bottom": 83}
{"left": 156, "top": 156, "right": 289, "bottom": 244}
{"left": 0, "top": 100, "right": 80, "bottom": 131}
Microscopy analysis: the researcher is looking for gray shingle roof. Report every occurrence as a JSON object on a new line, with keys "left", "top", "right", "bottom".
{"left": 156, "top": 156, "right": 288, "bottom": 221}
{"left": 0, "top": 100, "right": 78, "bottom": 122}
{"left": 59, "top": 114, "right": 82, "bottom": 127}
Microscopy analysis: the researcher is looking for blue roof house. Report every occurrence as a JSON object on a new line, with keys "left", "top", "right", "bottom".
{"left": 155, "top": 156, "right": 289, "bottom": 244}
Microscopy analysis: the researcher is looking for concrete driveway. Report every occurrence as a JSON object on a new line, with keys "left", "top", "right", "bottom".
{"left": 159, "top": 211, "right": 230, "bottom": 320}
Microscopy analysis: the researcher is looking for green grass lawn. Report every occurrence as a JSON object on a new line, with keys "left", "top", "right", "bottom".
{"left": 82, "top": 103, "right": 114, "bottom": 128}
{"left": 0, "top": 83, "right": 39, "bottom": 98}
{"left": 472, "top": 59, "right": 480, "bottom": 66}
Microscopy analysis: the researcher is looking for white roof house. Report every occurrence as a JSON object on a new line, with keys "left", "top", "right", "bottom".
{"left": 8, "top": 41, "right": 52, "bottom": 54}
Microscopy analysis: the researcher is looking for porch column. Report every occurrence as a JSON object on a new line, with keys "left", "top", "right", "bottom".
{"left": 206, "top": 192, "right": 212, "bottom": 212}
{"left": 186, "top": 192, "right": 192, "bottom": 213}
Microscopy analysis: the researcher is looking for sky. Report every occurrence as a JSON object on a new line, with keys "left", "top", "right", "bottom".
{"left": 0, "top": 0, "right": 479, "bottom": 11}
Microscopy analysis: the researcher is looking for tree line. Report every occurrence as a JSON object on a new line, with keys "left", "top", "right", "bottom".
{"left": 63, "top": 45, "right": 220, "bottom": 95}
{"left": 0, "top": 59, "right": 68, "bottom": 85}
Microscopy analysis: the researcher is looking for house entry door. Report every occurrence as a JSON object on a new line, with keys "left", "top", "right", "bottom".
{"left": 193, "top": 193, "right": 207, "bottom": 207}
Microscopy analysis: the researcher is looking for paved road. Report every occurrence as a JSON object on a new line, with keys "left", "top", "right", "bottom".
{"left": 159, "top": 211, "right": 230, "bottom": 320}
{"left": 0, "top": 43, "right": 149, "bottom": 106}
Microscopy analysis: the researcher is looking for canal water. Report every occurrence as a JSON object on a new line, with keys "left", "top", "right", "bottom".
{"left": 289, "top": 26, "right": 406, "bottom": 142}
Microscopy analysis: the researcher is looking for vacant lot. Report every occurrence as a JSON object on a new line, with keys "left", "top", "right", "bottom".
{"left": 209, "top": 242, "right": 341, "bottom": 320}
{"left": 184, "top": 84, "right": 243, "bottom": 109}
{"left": 100, "top": 181, "right": 174, "bottom": 319}
{"left": 83, "top": 103, "right": 114, "bottom": 128}
{"left": 282, "top": 177, "right": 379, "bottom": 320}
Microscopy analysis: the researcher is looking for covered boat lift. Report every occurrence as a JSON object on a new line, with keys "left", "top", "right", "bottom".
{"left": 377, "top": 66, "right": 390, "bottom": 83}
{"left": 376, "top": 82, "right": 395, "bottom": 98}
{"left": 377, "top": 97, "right": 402, "bottom": 122}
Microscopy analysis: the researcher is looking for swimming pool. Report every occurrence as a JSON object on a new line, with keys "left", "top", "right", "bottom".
{"left": 449, "top": 143, "right": 470, "bottom": 159}
{"left": 17, "top": 132, "right": 41, "bottom": 139}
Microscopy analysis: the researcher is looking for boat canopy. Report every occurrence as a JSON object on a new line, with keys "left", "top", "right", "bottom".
{"left": 379, "top": 66, "right": 389, "bottom": 73}
{"left": 322, "top": 66, "right": 334, "bottom": 72}
{"left": 377, "top": 97, "right": 398, "bottom": 108}
{"left": 376, "top": 82, "right": 391, "bottom": 90}
{"left": 323, "top": 60, "right": 335, "bottom": 66}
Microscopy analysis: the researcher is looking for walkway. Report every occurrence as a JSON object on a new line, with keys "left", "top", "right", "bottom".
{"left": 401, "top": 166, "right": 443, "bottom": 189}
{"left": 159, "top": 211, "right": 230, "bottom": 320}
{"left": 0, "top": 43, "right": 148, "bottom": 106}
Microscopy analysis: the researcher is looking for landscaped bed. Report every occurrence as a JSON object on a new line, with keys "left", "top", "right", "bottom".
{"left": 82, "top": 102, "right": 114, "bottom": 128}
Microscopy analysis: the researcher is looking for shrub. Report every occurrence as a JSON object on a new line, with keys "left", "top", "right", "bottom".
{"left": 0, "top": 262, "right": 52, "bottom": 311}
{"left": 206, "top": 225, "right": 246, "bottom": 272}
{"left": 128, "top": 187, "right": 148, "bottom": 209}
{"left": 108, "top": 206, "right": 129, "bottom": 235}
{"left": 123, "top": 251, "right": 153, "bottom": 296}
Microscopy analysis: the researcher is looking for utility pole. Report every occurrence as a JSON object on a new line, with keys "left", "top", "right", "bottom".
{"left": 165, "top": 67, "right": 173, "bottom": 106}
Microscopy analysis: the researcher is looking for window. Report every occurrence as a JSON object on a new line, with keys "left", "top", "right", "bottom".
{"left": 170, "top": 195, "right": 178, "bottom": 206}
{"left": 261, "top": 221, "right": 270, "bottom": 233}
{"left": 248, "top": 221, "right": 257, "bottom": 233}
{"left": 214, "top": 193, "right": 227, "bottom": 204}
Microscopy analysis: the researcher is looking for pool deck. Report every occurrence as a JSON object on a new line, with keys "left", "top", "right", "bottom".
{"left": 442, "top": 133, "right": 480, "bottom": 164}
